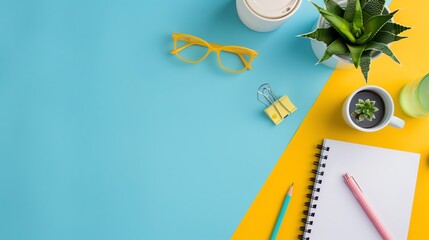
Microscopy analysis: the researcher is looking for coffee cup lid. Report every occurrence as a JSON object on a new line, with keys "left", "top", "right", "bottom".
{"left": 244, "top": 0, "right": 300, "bottom": 19}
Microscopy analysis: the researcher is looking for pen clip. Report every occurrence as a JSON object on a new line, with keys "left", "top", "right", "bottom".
{"left": 351, "top": 176, "right": 364, "bottom": 193}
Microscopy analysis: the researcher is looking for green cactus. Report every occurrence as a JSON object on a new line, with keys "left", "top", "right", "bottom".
{"left": 299, "top": 0, "right": 410, "bottom": 82}
{"left": 352, "top": 98, "right": 379, "bottom": 122}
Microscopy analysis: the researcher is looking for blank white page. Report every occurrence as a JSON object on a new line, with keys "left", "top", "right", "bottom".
{"left": 303, "top": 139, "right": 420, "bottom": 240}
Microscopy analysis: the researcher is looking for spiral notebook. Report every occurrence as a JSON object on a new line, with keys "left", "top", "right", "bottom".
{"left": 300, "top": 139, "right": 420, "bottom": 240}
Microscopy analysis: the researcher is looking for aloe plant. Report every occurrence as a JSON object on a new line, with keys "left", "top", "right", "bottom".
{"left": 352, "top": 98, "right": 379, "bottom": 121}
{"left": 299, "top": 0, "right": 410, "bottom": 82}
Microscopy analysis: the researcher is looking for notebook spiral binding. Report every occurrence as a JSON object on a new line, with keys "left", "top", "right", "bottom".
{"left": 298, "top": 143, "right": 330, "bottom": 240}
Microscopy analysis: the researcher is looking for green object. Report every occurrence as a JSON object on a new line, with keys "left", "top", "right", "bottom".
{"left": 352, "top": 98, "right": 379, "bottom": 122}
{"left": 299, "top": 0, "right": 411, "bottom": 82}
{"left": 400, "top": 74, "right": 429, "bottom": 118}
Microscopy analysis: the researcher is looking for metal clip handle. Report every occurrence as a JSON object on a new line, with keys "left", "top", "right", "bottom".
{"left": 257, "top": 83, "right": 279, "bottom": 107}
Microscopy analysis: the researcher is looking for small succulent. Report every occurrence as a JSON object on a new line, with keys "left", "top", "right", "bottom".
{"left": 299, "top": 0, "right": 410, "bottom": 82}
{"left": 352, "top": 98, "right": 379, "bottom": 122}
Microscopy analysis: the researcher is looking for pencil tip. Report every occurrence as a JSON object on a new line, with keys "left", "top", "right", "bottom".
{"left": 287, "top": 182, "right": 294, "bottom": 195}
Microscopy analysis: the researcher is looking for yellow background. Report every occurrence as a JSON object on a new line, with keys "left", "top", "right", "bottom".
{"left": 232, "top": 0, "right": 429, "bottom": 239}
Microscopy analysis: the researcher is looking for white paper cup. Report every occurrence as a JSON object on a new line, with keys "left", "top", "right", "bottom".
{"left": 236, "top": 0, "right": 301, "bottom": 32}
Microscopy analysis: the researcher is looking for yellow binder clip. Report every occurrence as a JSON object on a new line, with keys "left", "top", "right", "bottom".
{"left": 257, "top": 83, "right": 297, "bottom": 125}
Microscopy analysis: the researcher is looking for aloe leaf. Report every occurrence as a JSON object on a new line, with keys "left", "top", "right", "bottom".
{"left": 363, "top": 0, "right": 385, "bottom": 17}
{"left": 360, "top": 0, "right": 370, "bottom": 8}
{"left": 351, "top": 0, "right": 364, "bottom": 38}
{"left": 344, "top": 0, "right": 356, "bottom": 22}
{"left": 362, "top": 0, "right": 386, "bottom": 23}
{"left": 318, "top": 39, "right": 349, "bottom": 64}
{"left": 381, "top": 22, "right": 411, "bottom": 35}
{"left": 353, "top": 0, "right": 364, "bottom": 28}
{"left": 324, "top": 0, "right": 344, "bottom": 16}
{"left": 356, "top": 31, "right": 372, "bottom": 43}
{"left": 362, "top": 12, "right": 372, "bottom": 24}
{"left": 373, "top": 31, "right": 407, "bottom": 44}
{"left": 355, "top": 10, "right": 397, "bottom": 44}
{"left": 365, "top": 42, "right": 399, "bottom": 63}
{"left": 312, "top": 2, "right": 356, "bottom": 43}
{"left": 346, "top": 43, "right": 366, "bottom": 67}
{"left": 359, "top": 51, "right": 371, "bottom": 82}
{"left": 298, "top": 28, "right": 338, "bottom": 45}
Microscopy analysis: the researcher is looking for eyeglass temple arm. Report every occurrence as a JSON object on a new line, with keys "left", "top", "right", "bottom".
{"left": 171, "top": 41, "right": 211, "bottom": 55}
{"left": 171, "top": 42, "right": 192, "bottom": 54}
{"left": 170, "top": 35, "right": 209, "bottom": 54}
{"left": 208, "top": 43, "right": 254, "bottom": 69}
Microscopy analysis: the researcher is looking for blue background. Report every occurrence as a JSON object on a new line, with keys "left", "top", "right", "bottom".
{"left": 0, "top": 0, "right": 336, "bottom": 239}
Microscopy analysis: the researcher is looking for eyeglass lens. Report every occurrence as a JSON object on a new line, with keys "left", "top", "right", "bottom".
{"left": 176, "top": 39, "right": 209, "bottom": 62}
{"left": 219, "top": 49, "right": 250, "bottom": 72}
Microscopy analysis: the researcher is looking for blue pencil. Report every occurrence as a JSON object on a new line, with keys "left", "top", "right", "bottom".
{"left": 270, "top": 182, "right": 294, "bottom": 240}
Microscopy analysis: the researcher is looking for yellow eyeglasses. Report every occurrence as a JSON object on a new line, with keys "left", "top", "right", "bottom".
{"left": 170, "top": 33, "right": 258, "bottom": 73}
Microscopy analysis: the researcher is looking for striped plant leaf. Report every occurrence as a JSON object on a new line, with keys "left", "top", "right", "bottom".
{"left": 365, "top": 42, "right": 399, "bottom": 63}
{"left": 356, "top": 32, "right": 372, "bottom": 44}
{"left": 312, "top": 2, "right": 357, "bottom": 43}
{"left": 356, "top": 10, "right": 396, "bottom": 44}
{"left": 362, "top": 11, "right": 371, "bottom": 24}
{"left": 360, "top": 0, "right": 370, "bottom": 8}
{"left": 359, "top": 51, "right": 372, "bottom": 82}
{"left": 381, "top": 22, "right": 411, "bottom": 35}
{"left": 351, "top": 0, "right": 364, "bottom": 38}
{"left": 373, "top": 31, "right": 407, "bottom": 44}
{"left": 318, "top": 39, "right": 349, "bottom": 64}
{"left": 343, "top": 0, "right": 356, "bottom": 22}
{"left": 324, "top": 0, "right": 344, "bottom": 16}
{"left": 346, "top": 43, "right": 366, "bottom": 67}
{"left": 363, "top": 0, "right": 385, "bottom": 17}
{"left": 298, "top": 28, "right": 338, "bottom": 46}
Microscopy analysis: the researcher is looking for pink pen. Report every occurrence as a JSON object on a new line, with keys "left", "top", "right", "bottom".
{"left": 343, "top": 173, "right": 392, "bottom": 240}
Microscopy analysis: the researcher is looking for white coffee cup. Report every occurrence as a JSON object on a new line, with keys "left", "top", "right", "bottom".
{"left": 342, "top": 85, "right": 405, "bottom": 132}
{"left": 236, "top": 0, "right": 301, "bottom": 32}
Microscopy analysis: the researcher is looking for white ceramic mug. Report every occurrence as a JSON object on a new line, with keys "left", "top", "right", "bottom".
{"left": 236, "top": 0, "right": 301, "bottom": 32}
{"left": 342, "top": 85, "right": 405, "bottom": 132}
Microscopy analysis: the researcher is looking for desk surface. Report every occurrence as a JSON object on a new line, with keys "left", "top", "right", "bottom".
{"left": 0, "top": 0, "right": 427, "bottom": 239}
